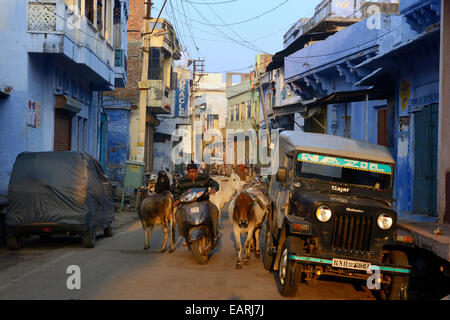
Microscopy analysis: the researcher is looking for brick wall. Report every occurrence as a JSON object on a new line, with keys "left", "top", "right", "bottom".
{"left": 105, "top": 0, "right": 145, "bottom": 106}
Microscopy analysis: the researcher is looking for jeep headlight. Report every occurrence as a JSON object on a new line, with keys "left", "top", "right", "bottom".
{"left": 316, "top": 206, "right": 332, "bottom": 222}
{"left": 377, "top": 213, "right": 393, "bottom": 230}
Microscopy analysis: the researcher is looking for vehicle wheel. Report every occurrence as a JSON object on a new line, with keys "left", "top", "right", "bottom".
{"left": 275, "top": 237, "right": 303, "bottom": 297}
{"left": 191, "top": 237, "right": 210, "bottom": 265}
{"left": 6, "top": 235, "right": 23, "bottom": 251}
{"left": 263, "top": 223, "right": 274, "bottom": 270}
{"left": 380, "top": 250, "right": 409, "bottom": 300}
{"left": 104, "top": 222, "right": 113, "bottom": 237}
{"left": 82, "top": 228, "right": 97, "bottom": 248}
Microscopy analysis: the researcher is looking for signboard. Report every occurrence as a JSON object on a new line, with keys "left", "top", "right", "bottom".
{"left": 174, "top": 79, "right": 189, "bottom": 117}
{"left": 400, "top": 80, "right": 410, "bottom": 112}
{"left": 27, "top": 100, "right": 40, "bottom": 128}
{"left": 297, "top": 153, "right": 392, "bottom": 175}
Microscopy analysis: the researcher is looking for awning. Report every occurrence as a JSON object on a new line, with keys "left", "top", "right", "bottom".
{"left": 302, "top": 88, "right": 391, "bottom": 107}
{"left": 272, "top": 96, "right": 305, "bottom": 117}
{"left": 54, "top": 95, "right": 83, "bottom": 113}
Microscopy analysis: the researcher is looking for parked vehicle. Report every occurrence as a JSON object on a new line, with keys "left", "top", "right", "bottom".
{"left": 264, "top": 131, "right": 412, "bottom": 299}
{"left": 178, "top": 188, "right": 218, "bottom": 264}
{"left": 6, "top": 151, "right": 115, "bottom": 249}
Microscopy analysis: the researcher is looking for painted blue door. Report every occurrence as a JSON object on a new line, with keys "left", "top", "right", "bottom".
{"left": 413, "top": 104, "right": 438, "bottom": 216}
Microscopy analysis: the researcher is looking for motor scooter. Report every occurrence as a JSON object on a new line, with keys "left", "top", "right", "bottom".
{"left": 178, "top": 188, "right": 219, "bottom": 264}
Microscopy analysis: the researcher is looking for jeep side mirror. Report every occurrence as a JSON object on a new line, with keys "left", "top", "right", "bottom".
{"left": 276, "top": 167, "right": 287, "bottom": 182}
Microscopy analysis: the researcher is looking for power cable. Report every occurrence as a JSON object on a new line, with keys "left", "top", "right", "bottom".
{"left": 200, "top": 0, "right": 265, "bottom": 53}
{"left": 181, "top": 0, "right": 237, "bottom": 4}
{"left": 184, "top": 0, "right": 290, "bottom": 27}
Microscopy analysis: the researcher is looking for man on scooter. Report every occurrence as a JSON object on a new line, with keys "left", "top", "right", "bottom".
{"left": 174, "top": 161, "right": 220, "bottom": 247}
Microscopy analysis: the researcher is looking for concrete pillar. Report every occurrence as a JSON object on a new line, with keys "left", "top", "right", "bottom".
{"left": 438, "top": 0, "right": 450, "bottom": 223}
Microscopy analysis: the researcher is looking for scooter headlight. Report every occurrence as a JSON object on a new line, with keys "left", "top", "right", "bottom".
{"left": 316, "top": 206, "right": 332, "bottom": 222}
{"left": 377, "top": 213, "right": 393, "bottom": 230}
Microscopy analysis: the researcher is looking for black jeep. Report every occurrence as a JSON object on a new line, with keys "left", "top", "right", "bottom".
{"left": 264, "top": 131, "right": 412, "bottom": 299}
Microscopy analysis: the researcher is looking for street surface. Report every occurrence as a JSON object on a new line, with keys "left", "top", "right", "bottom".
{"left": 0, "top": 207, "right": 376, "bottom": 300}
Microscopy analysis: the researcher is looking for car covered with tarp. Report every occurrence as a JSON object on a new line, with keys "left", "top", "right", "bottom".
{"left": 6, "top": 151, "right": 115, "bottom": 249}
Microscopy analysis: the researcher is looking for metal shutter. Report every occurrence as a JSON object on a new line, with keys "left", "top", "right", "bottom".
{"left": 54, "top": 109, "right": 72, "bottom": 151}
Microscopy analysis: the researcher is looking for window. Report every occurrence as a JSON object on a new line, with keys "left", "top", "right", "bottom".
{"left": 235, "top": 104, "right": 240, "bottom": 121}
{"left": 85, "top": 0, "right": 94, "bottom": 25}
{"left": 247, "top": 101, "right": 251, "bottom": 119}
{"left": 208, "top": 114, "right": 219, "bottom": 129}
{"left": 148, "top": 48, "right": 162, "bottom": 80}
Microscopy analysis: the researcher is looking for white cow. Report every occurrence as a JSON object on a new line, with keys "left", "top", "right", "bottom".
{"left": 210, "top": 173, "right": 245, "bottom": 226}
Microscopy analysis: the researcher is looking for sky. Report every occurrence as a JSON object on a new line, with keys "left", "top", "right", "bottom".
{"left": 150, "top": 0, "right": 322, "bottom": 77}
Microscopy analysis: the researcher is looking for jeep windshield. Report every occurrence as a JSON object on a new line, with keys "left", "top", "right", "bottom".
{"left": 295, "top": 152, "right": 392, "bottom": 190}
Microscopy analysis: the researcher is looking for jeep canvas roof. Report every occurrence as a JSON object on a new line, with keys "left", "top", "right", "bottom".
{"left": 279, "top": 131, "right": 395, "bottom": 164}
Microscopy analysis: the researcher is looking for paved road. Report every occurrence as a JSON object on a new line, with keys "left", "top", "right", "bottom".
{"left": 0, "top": 210, "right": 375, "bottom": 300}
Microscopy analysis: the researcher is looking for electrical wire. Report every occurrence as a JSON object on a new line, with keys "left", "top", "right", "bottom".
{"left": 184, "top": 0, "right": 290, "bottom": 27}
{"left": 181, "top": 0, "right": 237, "bottom": 4}
{"left": 186, "top": 1, "right": 271, "bottom": 54}
{"left": 200, "top": 0, "right": 265, "bottom": 53}
{"left": 179, "top": 0, "right": 202, "bottom": 55}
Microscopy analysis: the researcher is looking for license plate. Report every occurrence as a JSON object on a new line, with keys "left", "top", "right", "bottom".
{"left": 332, "top": 258, "right": 371, "bottom": 271}
{"left": 190, "top": 206, "right": 200, "bottom": 213}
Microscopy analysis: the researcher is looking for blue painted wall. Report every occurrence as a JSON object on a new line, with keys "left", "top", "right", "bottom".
{"left": 104, "top": 108, "right": 130, "bottom": 183}
{"left": 283, "top": 0, "right": 440, "bottom": 218}
{"left": 0, "top": 0, "right": 117, "bottom": 198}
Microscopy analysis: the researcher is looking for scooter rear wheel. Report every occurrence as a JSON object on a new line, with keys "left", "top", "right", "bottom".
{"left": 191, "top": 237, "right": 210, "bottom": 264}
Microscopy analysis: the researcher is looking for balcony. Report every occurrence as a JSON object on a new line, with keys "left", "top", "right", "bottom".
{"left": 145, "top": 80, "right": 171, "bottom": 114}
{"left": 27, "top": 0, "right": 115, "bottom": 88}
{"left": 148, "top": 19, "right": 182, "bottom": 60}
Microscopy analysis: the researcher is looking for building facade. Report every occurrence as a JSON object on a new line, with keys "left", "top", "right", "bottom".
{"left": 0, "top": 0, "right": 127, "bottom": 199}
{"left": 278, "top": 0, "right": 442, "bottom": 222}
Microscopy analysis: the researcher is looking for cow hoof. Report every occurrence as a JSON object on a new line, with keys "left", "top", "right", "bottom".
{"left": 236, "top": 263, "right": 242, "bottom": 269}
{"left": 244, "top": 259, "right": 250, "bottom": 265}
{"left": 255, "top": 251, "right": 261, "bottom": 258}
{"left": 160, "top": 248, "right": 166, "bottom": 253}
{"left": 144, "top": 246, "right": 149, "bottom": 250}
{"left": 168, "top": 248, "right": 174, "bottom": 253}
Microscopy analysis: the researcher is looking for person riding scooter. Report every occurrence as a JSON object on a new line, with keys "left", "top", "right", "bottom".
{"left": 174, "top": 162, "right": 220, "bottom": 247}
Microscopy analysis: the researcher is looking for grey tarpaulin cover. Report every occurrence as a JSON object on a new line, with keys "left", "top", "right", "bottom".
{"left": 6, "top": 151, "right": 115, "bottom": 231}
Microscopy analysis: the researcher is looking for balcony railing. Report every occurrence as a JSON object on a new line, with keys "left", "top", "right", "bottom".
{"left": 27, "top": 1, "right": 115, "bottom": 73}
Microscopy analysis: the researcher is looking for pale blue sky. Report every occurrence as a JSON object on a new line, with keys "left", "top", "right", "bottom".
{"left": 151, "top": 0, "right": 322, "bottom": 75}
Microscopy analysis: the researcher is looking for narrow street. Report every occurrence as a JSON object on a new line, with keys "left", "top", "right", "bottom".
{"left": 0, "top": 208, "right": 375, "bottom": 300}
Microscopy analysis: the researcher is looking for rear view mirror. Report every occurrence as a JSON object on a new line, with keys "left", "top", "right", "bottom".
{"left": 276, "top": 167, "right": 287, "bottom": 182}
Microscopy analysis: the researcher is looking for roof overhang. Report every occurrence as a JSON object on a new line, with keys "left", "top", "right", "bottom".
{"left": 272, "top": 88, "right": 391, "bottom": 118}
{"left": 280, "top": 131, "right": 395, "bottom": 164}
{"left": 266, "top": 31, "right": 336, "bottom": 72}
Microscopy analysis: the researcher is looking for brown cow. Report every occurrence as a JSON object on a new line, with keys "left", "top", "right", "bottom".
{"left": 137, "top": 186, "right": 175, "bottom": 253}
{"left": 229, "top": 189, "right": 268, "bottom": 269}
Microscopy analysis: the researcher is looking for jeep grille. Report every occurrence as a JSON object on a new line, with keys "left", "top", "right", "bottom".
{"left": 331, "top": 213, "right": 373, "bottom": 252}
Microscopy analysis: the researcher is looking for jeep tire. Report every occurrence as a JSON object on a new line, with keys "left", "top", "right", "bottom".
{"left": 380, "top": 250, "right": 409, "bottom": 300}
{"left": 275, "top": 236, "right": 304, "bottom": 297}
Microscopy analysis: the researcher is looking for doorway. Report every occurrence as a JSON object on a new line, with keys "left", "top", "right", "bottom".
{"left": 413, "top": 104, "right": 438, "bottom": 216}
